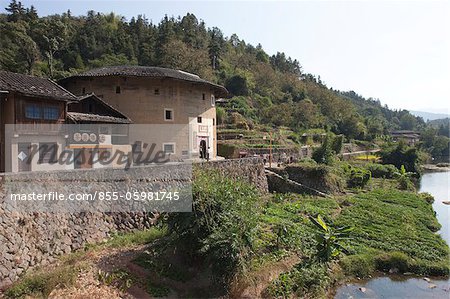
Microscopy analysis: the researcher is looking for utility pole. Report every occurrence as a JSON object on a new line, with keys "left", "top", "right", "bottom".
{"left": 269, "top": 132, "right": 272, "bottom": 168}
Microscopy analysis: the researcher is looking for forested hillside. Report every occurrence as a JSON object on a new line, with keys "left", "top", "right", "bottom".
{"left": 0, "top": 0, "right": 427, "bottom": 141}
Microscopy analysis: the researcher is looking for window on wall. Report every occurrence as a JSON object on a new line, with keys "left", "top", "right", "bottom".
{"left": 164, "top": 109, "right": 173, "bottom": 121}
{"left": 116, "top": 86, "right": 121, "bottom": 94}
{"left": 82, "top": 87, "right": 86, "bottom": 95}
{"left": 202, "top": 93, "right": 206, "bottom": 101}
{"left": 38, "top": 142, "right": 57, "bottom": 164}
{"left": 154, "top": 88, "right": 160, "bottom": 95}
{"left": 211, "top": 95, "right": 216, "bottom": 106}
{"left": 197, "top": 116, "right": 202, "bottom": 123}
{"left": 43, "top": 106, "right": 59, "bottom": 120}
{"left": 163, "top": 143, "right": 175, "bottom": 154}
{"left": 25, "top": 104, "right": 41, "bottom": 119}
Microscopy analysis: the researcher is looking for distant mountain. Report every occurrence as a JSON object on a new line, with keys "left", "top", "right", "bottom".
{"left": 410, "top": 110, "right": 450, "bottom": 122}
{"left": 428, "top": 117, "right": 450, "bottom": 127}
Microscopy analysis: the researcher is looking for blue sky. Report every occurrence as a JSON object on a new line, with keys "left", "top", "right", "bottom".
{"left": 2, "top": 0, "right": 449, "bottom": 113}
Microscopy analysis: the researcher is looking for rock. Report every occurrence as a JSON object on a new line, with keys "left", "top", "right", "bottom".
{"left": 403, "top": 272, "right": 413, "bottom": 275}
{"left": 359, "top": 287, "right": 366, "bottom": 293}
{"left": 442, "top": 201, "right": 450, "bottom": 205}
{"left": 428, "top": 284, "right": 437, "bottom": 289}
{"left": 389, "top": 267, "right": 399, "bottom": 274}
{"left": 423, "top": 277, "right": 431, "bottom": 282}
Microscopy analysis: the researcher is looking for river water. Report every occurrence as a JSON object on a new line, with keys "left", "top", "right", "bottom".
{"left": 335, "top": 171, "right": 450, "bottom": 299}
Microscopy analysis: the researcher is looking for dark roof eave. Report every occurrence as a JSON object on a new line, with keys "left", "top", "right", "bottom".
{"left": 59, "top": 66, "right": 229, "bottom": 97}
{"left": 14, "top": 91, "right": 75, "bottom": 102}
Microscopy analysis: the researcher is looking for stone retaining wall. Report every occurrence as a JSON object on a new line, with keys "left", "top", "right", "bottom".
{"left": 0, "top": 158, "right": 267, "bottom": 288}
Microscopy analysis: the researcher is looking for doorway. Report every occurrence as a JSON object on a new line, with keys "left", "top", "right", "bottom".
{"left": 199, "top": 139, "right": 207, "bottom": 159}
{"left": 18, "top": 142, "right": 32, "bottom": 172}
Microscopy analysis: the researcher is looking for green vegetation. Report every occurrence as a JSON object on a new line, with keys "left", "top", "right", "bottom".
{"left": 0, "top": 0, "right": 429, "bottom": 144}
{"left": 309, "top": 215, "right": 353, "bottom": 261}
{"left": 347, "top": 166, "right": 371, "bottom": 189}
{"left": 6, "top": 165, "right": 449, "bottom": 298}
{"left": 167, "top": 169, "right": 261, "bottom": 286}
{"left": 380, "top": 142, "right": 421, "bottom": 174}
{"left": 365, "top": 163, "right": 398, "bottom": 178}
{"left": 4, "top": 228, "right": 165, "bottom": 298}
{"left": 4, "top": 265, "right": 79, "bottom": 298}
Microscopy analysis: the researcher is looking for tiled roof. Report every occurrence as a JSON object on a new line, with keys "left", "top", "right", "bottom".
{"left": 67, "top": 112, "right": 131, "bottom": 124}
{"left": 59, "top": 65, "right": 228, "bottom": 97}
{"left": 75, "top": 93, "right": 131, "bottom": 120}
{"left": 0, "top": 71, "right": 77, "bottom": 101}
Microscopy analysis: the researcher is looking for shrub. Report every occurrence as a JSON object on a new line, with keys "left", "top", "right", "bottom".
{"left": 5, "top": 266, "right": 77, "bottom": 298}
{"left": 365, "top": 163, "right": 398, "bottom": 179}
{"left": 347, "top": 167, "right": 371, "bottom": 188}
{"left": 380, "top": 142, "right": 421, "bottom": 174}
{"left": 267, "top": 262, "right": 330, "bottom": 298}
{"left": 312, "top": 135, "right": 335, "bottom": 165}
{"left": 340, "top": 254, "right": 375, "bottom": 278}
{"left": 410, "top": 260, "right": 450, "bottom": 276}
{"left": 375, "top": 252, "right": 411, "bottom": 273}
{"left": 419, "top": 192, "right": 435, "bottom": 204}
{"left": 167, "top": 169, "right": 261, "bottom": 287}
{"left": 309, "top": 215, "right": 353, "bottom": 261}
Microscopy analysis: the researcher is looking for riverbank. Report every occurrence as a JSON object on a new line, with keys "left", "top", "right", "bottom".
{"left": 334, "top": 170, "right": 450, "bottom": 298}
{"left": 422, "top": 163, "right": 450, "bottom": 172}
{"left": 3, "top": 164, "right": 449, "bottom": 298}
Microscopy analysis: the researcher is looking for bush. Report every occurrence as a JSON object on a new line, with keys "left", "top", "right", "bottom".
{"left": 267, "top": 262, "right": 330, "bottom": 298}
{"left": 167, "top": 169, "right": 261, "bottom": 287}
{"left": 347, "top": 167, "right": 371, "bottom": 188}
{"left": 419, "top": 192, "right": 435, "bottom": 204}
{"left": 340, "top": 254, "right": 375, "bottom": 278}
{"left": 5, "top": 266, "right": 77, "bottom": 298}
{"left": 312, "top": 135, "right": 335, "bottom": 165}
{"left": 380, "top": 142, "right": 421, "bottom": 174}
{"left": 365, "top": 163, "right": 398, "bottom": 179}
{"left": 375, "top": 252, "right": 411, "bottom": 273}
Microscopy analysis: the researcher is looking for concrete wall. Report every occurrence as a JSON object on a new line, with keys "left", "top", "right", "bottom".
{"left": 0, "top": 158, "right": 267, "bottom": 288}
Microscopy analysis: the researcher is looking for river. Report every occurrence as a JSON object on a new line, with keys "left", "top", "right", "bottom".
{"left": 335, "top": 171, "right": 450, "bottom": 299}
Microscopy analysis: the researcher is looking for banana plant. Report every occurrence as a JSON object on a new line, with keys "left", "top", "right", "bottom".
{"left": 309, "top": 215, "right": 353, "bottom": 261}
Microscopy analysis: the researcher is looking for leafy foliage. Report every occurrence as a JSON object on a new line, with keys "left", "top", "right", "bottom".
{"left": 167, "top": 169, "right": 261, "bottom": 286}
{"left": 380, "top": 142, "right": 421, "bottom": 174}
{"left": 0, "top": 1, "right": 427, "bottom": 141}
{"left": 347, "top": 167, "right": 371, "bottom": 188}
{"left": 309, "top": 215, "right": 353, "bottom": 261}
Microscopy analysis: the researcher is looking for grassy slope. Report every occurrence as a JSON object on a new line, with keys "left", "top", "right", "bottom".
{"left": 5, "top": 172, "right": 449, "bottom": 298}
{"left": 263, "top": 188, "right": 449, "bottom": 298}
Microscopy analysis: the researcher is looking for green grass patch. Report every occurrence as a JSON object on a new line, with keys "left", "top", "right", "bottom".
{"left": 4, "top": 265, "right": 79, "bottom": 298}
{"left": 5, "top": 227, "right": 167, "bottom": 298}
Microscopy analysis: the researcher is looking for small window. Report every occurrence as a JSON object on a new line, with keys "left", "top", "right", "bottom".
{"left": 116, "top": 86, "right": 121, "bottom": 94}
{"left": 163, "top": 143, "right": 175, "bottom": 154}
{"left": 213, "top": 118, "right": 215, "bottom": 126}
{"left": 197, "top": 116, "right": 202, "bottom": 123}
{"left": 82, "top": 87, "right": 86, "bottom": 95}
{"left": 25, "top": 104, "right": 41, "bottom": 119}
{"left": 154, "top": 88, "right": 160, "bottom": 95}
{"left": 133, "top": 141, "right": 142, "bottom": 153}
{"left": 38, "top": 143, "right": 57, "bottom": 164}
{"left": 43, "top": 106, "right": 59, "bottom": 120}
{"left": 202, "top": 93, "right": 206, "bottom": 100}
{"left": 211, "top": 95, "right": 216, "bottom": 107}
{"left": 164, "top": 109, "right": 173, "bottom": 121}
